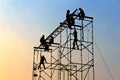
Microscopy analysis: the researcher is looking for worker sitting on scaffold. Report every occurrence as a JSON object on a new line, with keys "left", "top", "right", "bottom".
{"left": 40, "top": 35, "right": 49, "bottom": 51}
{"left": 78, "top": 8, "right": 85, "bottom": 20}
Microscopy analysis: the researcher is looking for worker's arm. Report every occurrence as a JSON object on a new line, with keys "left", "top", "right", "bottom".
{"left": 44, "top": 57, "right": 47, "bottom": 63}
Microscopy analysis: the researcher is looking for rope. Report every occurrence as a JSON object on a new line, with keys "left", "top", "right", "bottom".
{"left": 87, "top": 28, "right": 114, "bottom": 80}
{"left": 94, "top": 41, "right": 114, "bottom": 80}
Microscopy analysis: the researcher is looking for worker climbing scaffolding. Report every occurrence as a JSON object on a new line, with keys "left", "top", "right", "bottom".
{"left": 38, "top": 55, "right": 47, "bottom": 69}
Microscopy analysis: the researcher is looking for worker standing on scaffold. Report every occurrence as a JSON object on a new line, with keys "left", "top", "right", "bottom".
{"left": 66, "top": 10, "right": 75, "bottom": 29}
{"left": 73, "top": 28, "right": 79, "bottom": 49}
{"left": 70, "top": 14, "right": 75, "bottom": 26}
{"left": 38, "top": 55, "right": 47, "bottom": 69}
{"left": 78, "top": 8, "right": 85, "bottom": 20}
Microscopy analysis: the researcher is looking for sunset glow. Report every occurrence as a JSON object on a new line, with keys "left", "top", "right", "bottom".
{"left": 0, "top": 0, "right": 120, "bottom": 80}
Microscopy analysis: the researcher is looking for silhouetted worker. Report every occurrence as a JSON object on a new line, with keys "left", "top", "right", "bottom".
{"left": 73, "top": 28, "right": 79, "bottom": 49}
{"left": 38, "top": 55, "right": 47, "bottom": 69}
{"left": 49, "top": 36, "right": 54, "bottom": 44}
{"left": 44, "top": 43, "right": 49, "bottom": 51}
{"left": 78, "top": 8, "right": 85, "bottom": 20}
{"left": 40, "top": 35, "right": 49, "bottom": 51}
{"left": 40, "top": 35, "right": 46, "bottom": 47}
{"left": 70, "top": 14, "right": 75, "bottom": 26}
{"left": 66, "top": 10, "right": 70, "bottom": 22}
{"left": 66, "top": 10, "right": 72, "bottom": 29}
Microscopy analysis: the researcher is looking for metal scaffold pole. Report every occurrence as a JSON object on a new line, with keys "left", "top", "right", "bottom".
{"left": 32, "top": 8, "right": 94, "bottom": 80}
{"left": 92, "top": 19, "right": 95, "bottom": 80}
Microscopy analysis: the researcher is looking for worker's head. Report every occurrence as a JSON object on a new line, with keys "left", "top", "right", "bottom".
{"left": 42, "top": 35, "right": 45, "bottom": 38}
{"left": 79, "top": 8, "right": 82, "bottom": 10}
{"left": 67, "top": 10, "right": 70, "bottom": 13}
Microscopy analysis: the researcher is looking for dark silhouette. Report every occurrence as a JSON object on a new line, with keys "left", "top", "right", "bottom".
{"left": 70, "top": 14, "right": 75, "bottom": 26}
{"left": 44, "top": 43, "right": 49, "bottom": 51}
{"left": 49, "top": 36, "right": 54, "bottom": 44}
{"left": 73, "top": 28, "right": 79, "bottom": 49}
{"left": 40, "top": 35, "right": 46, "bottom": 46}
{"left": 40, "top": 35, "right": 49, "bottom": 51}
{"left": 78, "top": 8, "right": 85, "bottom": 20}
{"left": 38, "top": 55, "right": 47, "bottom": 69}
{"left": 66, "top": 10, "right": 71, "bottom": 29}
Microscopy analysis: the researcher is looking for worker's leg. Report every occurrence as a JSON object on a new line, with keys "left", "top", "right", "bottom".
{"left": 38, "top": 63, "right": 41, "bottom": 69}
{"left": 75, "top": 41, "right": 79, "bottom": 49}
{"left": 43, "top": 63, "right": 45, "bottom": 69}
{"left": 73, "top": 40, "right": 75, "bottom": 49}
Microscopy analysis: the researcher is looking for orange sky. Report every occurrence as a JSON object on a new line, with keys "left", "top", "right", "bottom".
{"left": 0, "top": 0, "right": 120, "bottom": 80}
{"left": 0, "top": 29, "right": 32, "bottom": 80}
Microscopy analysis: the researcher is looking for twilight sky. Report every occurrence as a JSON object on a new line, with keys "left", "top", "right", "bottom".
{"left": 0, "top": 0, "right": 120, "bottom": 80}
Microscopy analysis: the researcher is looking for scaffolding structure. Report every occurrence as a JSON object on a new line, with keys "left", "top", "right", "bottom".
{"left": 32, "top": 9, "right": 94, "bottom": 80}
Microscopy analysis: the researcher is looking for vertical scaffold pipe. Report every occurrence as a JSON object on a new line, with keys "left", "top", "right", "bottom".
{"left": 66, "top": 28, "right": 69, "bottom": 80}
{"left": 70, "top": 29, "right": 72, "bottom": 80}
{"left": 92, "top": 19, "right": 95, "bottom": 80}
{"left": 39, "top": 49, "right": 42, "bottom": 80}
{"left": 81, "top": 20, "right": 83, "bottom": 80}
{"left": 58, "top": 30, "right": 62, "bottom": 80}
{"left": 32, "top": 49, "right": 35, "bottom": 80}
{"left": 51, "top": 50, "right": 52, "bottom": 80}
